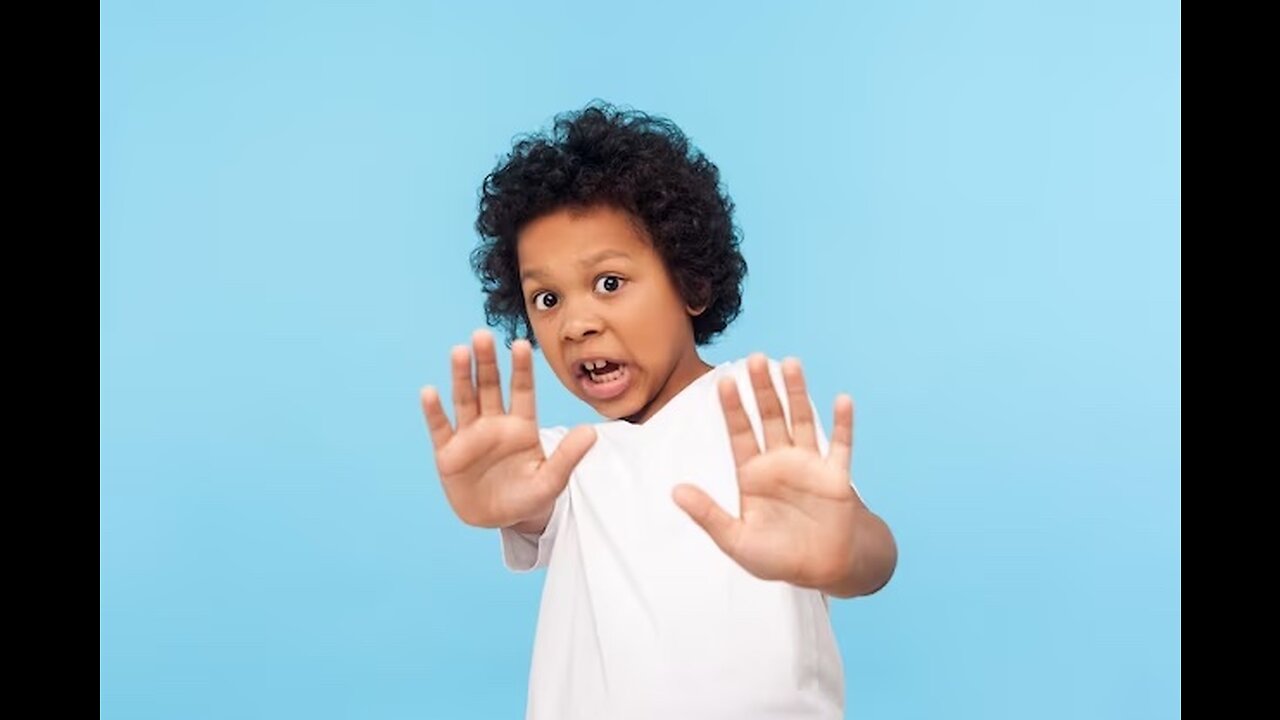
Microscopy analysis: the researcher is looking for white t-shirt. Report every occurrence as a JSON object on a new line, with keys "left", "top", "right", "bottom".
{"left": 500, "top": 356, "right": 866, "bottom": 719}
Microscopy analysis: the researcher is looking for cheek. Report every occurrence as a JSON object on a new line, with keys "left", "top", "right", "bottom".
{"left": 526, "top": 314, "right": 547, "bottom": 346}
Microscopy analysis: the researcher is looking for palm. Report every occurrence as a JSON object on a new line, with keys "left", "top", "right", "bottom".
{"left": 434, "top": 413, "right": 545, "bottom": 524}
{"left": 672, "top": 354, "right": 863, "bottom": 589}
{"left": 420, "top": 330, "right": 597, "bottom": 529}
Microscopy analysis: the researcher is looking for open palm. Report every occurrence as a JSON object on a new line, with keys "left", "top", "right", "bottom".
{"left": 672, "top": 354, "right": 865, "bottom": 590}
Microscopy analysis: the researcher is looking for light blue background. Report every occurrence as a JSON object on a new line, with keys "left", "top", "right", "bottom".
{"left": 101, "top": 1, "right": 1180, "bottom": 717}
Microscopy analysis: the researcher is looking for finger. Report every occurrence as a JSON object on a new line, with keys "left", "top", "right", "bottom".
{"left": 419, "top": 385, "right": 455, "bottom": 451}
{"left": 473, "top": 329, "right": 505, "bottom": 415}
{"left": 451, "top": 344, "right": 479, "bottom": 428}
{"left": 718, "top": 376, "right": 761, "bottom": 469}
{"left": 749, "top": 353, "right": 791, "bottom": 450}
{"left": 508, "top": 338, "right": 537, "bottom": 421}
{"left": 781, "top": 357, "right": 818, "bottom": 452}
{"left": 672, "top": 483, "right": 744, "bottom": 559}
{"left": 826, "top": 394, "right": 855, "bottom": 473}
{"left": 536, "top": 425, "right": 598, "bottom": 494}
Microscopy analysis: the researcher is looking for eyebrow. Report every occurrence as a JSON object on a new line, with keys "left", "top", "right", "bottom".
{"left": 520, "top": 249, "right": 632, "bottom": 283}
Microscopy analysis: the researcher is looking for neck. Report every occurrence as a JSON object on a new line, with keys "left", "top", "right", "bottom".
{"left": 622, "top": 351, "right": 714, "bottom": 425}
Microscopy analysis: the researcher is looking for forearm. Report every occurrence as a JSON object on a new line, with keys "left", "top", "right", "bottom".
{"left": 819, "top": 508, "right": 898, "bottom": 599}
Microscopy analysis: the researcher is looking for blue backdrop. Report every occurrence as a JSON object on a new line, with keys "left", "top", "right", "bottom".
{"left": 101, "top": 1, "right": 1181, "bottom": 717}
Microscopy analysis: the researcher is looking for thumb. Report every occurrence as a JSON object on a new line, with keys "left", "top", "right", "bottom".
{"left": 672, "top": 483, "right": 742, "bottom": 559}
{"left": 537, "top": 425, "right": 598, "bottom": 492}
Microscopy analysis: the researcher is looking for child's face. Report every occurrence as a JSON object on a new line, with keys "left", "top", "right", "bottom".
{"left": 517, "top": 204, "right": 712, "bottom": 424}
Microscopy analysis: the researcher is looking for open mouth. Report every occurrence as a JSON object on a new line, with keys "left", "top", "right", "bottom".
{"left": 576, "top": 359, "right": 631, "bottom": 400}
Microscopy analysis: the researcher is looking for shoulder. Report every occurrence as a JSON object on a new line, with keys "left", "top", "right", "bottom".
{"left": 722, "top": 355, "right": 791, "bottom": 398}
{"left": 720, "top": 354, "right": 822, "bottom": 430}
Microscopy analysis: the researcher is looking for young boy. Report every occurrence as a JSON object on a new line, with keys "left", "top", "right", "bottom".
{"left": 419, "top": 102, "right": 897, "bottom": 719}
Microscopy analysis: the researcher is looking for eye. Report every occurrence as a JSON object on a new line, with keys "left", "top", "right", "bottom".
{"left": 595, "top": 275, "right": 625, "bottom": 294}
{"left": 528, "top": 275, "right": 624, "bottom": 313}
{"left": 530, "top": 290, "right": 558, "bottom": 311}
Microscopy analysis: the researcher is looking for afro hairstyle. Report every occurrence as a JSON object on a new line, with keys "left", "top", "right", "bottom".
{"left": 470, "top": 99, "right": 748, "bottom": 350}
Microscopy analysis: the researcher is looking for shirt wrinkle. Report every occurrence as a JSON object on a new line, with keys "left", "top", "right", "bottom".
{"left": 497, "top": 356, "right": 862, "bottom": 719}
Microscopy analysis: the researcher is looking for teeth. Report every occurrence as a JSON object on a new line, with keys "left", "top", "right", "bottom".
{"left": 581, "top": 359, "right": 610, "bottom": 373}
{"left": 587, "top": 366, "right": 625, "bottom": 384}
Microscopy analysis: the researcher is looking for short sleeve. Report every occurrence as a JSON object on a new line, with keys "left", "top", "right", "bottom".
{"left": 763, "top": 358, "right": 866, "bottom": 505}
{"left": 498, "top": 426, "right": 572, "bottom": 573}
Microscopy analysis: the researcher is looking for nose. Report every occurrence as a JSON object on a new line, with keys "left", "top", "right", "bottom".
{"left": 560, "top": 311, "right": 603, "bottom": 343}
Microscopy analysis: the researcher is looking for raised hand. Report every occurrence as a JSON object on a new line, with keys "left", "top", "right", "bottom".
{"left": 419, "top": 329, "right": 597, "bottom": 531}
{"left": 671, "top": 353, "right": 866, "bottom": 590}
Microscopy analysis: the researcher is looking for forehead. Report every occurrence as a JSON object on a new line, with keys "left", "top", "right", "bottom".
{"left": 517, "top": 205, "right": 652, "bottom": 279}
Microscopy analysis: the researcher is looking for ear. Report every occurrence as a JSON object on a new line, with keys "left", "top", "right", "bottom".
{"left": 686, "top": 282, "right": 710, "bottom": 317}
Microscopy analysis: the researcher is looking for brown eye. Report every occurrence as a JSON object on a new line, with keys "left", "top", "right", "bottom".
{"left": 531, "top": 291, "right": 557, "bottom": 311}
{"left": 595, "top": 275, "right": 625, "bottom": 294}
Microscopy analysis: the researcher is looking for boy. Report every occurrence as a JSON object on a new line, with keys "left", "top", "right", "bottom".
{"left": 419, "top": 102, "right": 897, "bottom": 719}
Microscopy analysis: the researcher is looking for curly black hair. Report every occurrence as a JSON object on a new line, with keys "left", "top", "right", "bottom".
{"left": 470, "top": 100, "right": 748, "bottom": 350}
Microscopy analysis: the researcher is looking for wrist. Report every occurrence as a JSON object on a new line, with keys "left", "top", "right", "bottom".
{"left": 507, "top": 503, "right": 554, "bottom": 535}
